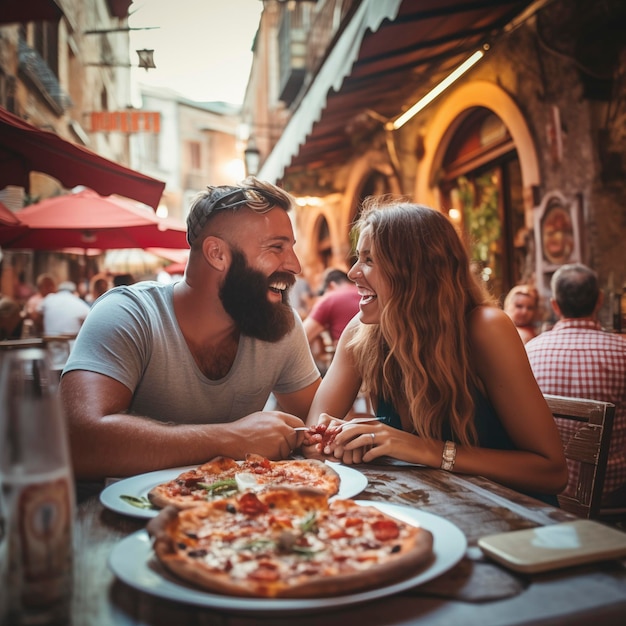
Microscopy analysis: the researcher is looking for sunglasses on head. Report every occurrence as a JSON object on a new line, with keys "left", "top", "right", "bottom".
{"left": 207, "top": 186, "right": 285, "bottom": 215}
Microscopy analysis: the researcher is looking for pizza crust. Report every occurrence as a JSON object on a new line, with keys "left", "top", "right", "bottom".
{"left": 147, "top": 488, "right": 434, "bottom": 598}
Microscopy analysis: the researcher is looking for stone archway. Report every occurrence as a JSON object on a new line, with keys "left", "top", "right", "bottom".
{"left": 415, "top": 81, "right": 540, "bottom": 218}
{"left": 337, "top": 148, "right": 401, "bottom": 259}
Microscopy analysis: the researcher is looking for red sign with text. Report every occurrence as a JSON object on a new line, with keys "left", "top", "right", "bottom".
{"left": 90, "top": 111, "right": 160, "bottom": 133}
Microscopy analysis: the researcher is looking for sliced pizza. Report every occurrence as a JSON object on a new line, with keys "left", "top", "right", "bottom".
{"left": 147, "top": 454, "right": 340, "bottom": 510}
{"left": 147, "top": 487, "right": 434, "bottom": 598}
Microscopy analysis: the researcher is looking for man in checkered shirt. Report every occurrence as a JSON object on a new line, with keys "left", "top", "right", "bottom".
{"left": 526, "top": 263, "right": 626, "bottom": 507}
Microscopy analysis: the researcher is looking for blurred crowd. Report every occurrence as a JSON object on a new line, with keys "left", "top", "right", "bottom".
{"left": 0, "top": 270, "right": 137, "bottom": 340}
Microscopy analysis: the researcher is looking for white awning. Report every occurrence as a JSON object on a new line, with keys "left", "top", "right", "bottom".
{"left": 258, "top": 0, "right": 402, "bottom": 183}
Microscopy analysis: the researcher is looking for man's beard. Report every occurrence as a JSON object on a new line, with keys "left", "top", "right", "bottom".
{"left": 219, "top": 248, "right": 296, "bottom": 342}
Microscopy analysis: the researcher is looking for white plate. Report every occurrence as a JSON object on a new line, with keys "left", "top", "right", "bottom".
{"left": 100, "top": 462, "right": 368, "bottom": 519}
{"left": 108, "top": 504, "right": 466, "bottom": 615}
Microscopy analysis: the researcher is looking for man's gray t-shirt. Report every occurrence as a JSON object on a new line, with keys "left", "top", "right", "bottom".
{"left": 63, "top": 282, "right": 320, "bottom": 424}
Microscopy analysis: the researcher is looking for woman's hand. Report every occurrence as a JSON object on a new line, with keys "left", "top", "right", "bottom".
{"left": 300, "top": 413, "right": 344, "bottom": 459}
{"left": 329, "top": 421, "right": 431, "bottom": 466}
{"left": 328, "top": 421, "right": 389, "bottom": 464}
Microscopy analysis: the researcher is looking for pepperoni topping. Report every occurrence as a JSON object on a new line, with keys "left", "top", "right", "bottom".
{"left": 248, "top": 565, "right": 280, "bottom": 582}
{"left": 238, "top": 492, "right": 269, "bottom": 516}
{"left": 372, "top": 519, "right": 400, "bottom": 541}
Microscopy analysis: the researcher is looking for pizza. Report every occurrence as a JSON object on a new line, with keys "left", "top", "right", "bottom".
{"left": 147, "top": 454, "right": 340, "bottom": 510}
{"left": 146, "top": 487, "right": 434, "bottom": 598}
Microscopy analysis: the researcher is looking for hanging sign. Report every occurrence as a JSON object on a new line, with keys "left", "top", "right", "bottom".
{"left": 90, "top": 111, "right": 160, "bottom": 133}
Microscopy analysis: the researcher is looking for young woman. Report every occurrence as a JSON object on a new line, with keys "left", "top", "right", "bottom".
{"left": 302, "top": 199, "right": 567, "bottom": 503}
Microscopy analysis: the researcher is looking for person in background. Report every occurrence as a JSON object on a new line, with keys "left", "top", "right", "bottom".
{"left": 39, "top": 281, "right": 91, "bottom": 336}
{"left": 61, "top": 177, "right": 320, "bottom": 480}
{"left": 503, "top": 284, "right": 540, "bottom": 344}
{"left": 23, "top": 272, "right": 56, "bottom": 336}
{"left": 302, "top": 199, "right": 567, "bottom": 503}
{"left": 288, "top": 275, "right": 313, "bottom": 319}
{"left": 113, "top": 273, "right": 135, "bottom": 287}
{"left": 0, "top": 294, "right": 22, "bottom": 340}
{"left": 86, "top": 274, "right": 110, "bottom": 305}
{"left": 303, "top": 268, "right": 360, "bottom": 375}
{"left": 14, "top": 270, "right": 35, "bottom": 305}
{"left": 526, "top": 263, "right": 626, "bottom": 507}
{"left": 76, "top": 280, "right": 90, "bottom": 302}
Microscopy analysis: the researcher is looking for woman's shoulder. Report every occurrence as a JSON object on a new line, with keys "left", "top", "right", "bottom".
{"left": 468, "top": 303, "right": 510, "bottom": 325}
{"left": 468, "top": 305, "right": 518, "bottom": 343}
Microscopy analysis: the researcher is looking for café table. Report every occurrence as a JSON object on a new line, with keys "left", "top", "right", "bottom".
{"left": 73, "top": 462, "right": 626, "bottom": 626}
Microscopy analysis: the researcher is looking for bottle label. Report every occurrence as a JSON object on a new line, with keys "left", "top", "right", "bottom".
{"left": 19, "top": 478, "right": 72, "bottom": 590}
{"left": 5, "top": 474, "right": 73, "bottom": 621}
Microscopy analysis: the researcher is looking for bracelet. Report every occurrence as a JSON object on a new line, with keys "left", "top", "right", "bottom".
{"left": 441, "top": 440, "right": 456, "bottom": 471}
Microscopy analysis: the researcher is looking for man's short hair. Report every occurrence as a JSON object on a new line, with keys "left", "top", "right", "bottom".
{"left": 186, "top": 177, "right": 294, "bottom": 247}
{"left": 318, "top": 268, "right": 350, "bottom": 295}
{"left": 551, "top": 263, "right": 599, "bottom": 318}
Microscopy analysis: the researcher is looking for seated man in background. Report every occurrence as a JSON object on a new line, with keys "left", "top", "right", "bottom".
{"left": 39, "top": 281, "right": 91, "bottom": 336}
{"left": 61, "top": 178, "right": 321, "bottom": 480}
{"left": 39, "top": 280, "right": 92, "bottom": 371}
{"left": 303, "top": 268, "right": 360, "bottom": 375}
{"left": 526, "top": 263, "right": 626, "bottom": 507}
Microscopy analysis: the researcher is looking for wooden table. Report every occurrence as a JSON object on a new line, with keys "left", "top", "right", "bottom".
{"left": 72, "top": 463, "right": 626, "bottom": 626}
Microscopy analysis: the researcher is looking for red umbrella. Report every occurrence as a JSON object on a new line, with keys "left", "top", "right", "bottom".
{"left": 0, "top": 201, "right": 21, "bottom": 226}
{"left": 0, "top": 201, "right": 28, "bottom": 243}
{"left": 163, "top": 261, "right": 187, "bottom": 275}
{"left": 0, "top": 189, "right": 189, "bottom": 250}
{"left": 0, "top": 107, "right": 164, "bottom": 208}
{"left": 146, "top": 248, "right": 189, "bottom": 264}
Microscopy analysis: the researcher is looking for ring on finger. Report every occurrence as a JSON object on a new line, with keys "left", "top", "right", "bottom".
{"left": 370, "top": 432, "right": 375, "bottom": 444}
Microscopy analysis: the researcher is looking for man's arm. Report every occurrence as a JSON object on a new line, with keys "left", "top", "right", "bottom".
{"left": 61, "top": 370, "right": 307, "bottom": 480}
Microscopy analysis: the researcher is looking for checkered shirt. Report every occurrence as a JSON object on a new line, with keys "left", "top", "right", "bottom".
{"left": 526, "top": 319, "right": 626, "bottom": 501}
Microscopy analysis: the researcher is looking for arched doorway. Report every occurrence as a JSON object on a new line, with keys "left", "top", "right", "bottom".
{"left": 345, "top": 170, "right": 394, "bottom": 266}
{"left": 313, "top": 214, "right": 332, "bottom": 274}
{"left": 415, "top": 81, "right": 540, "bottom": 302}
{"left": 438, "top": 107, "right": 526, "bottom": 301}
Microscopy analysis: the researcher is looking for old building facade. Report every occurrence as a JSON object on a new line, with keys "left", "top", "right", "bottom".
{"left": 130, "top": 85, "right": 242, "bottom": 224}
{"left": 0, "top": 2, "right": 245, "bottom": 293}
{"left": 243, "top": 0, "right": 626, "bottom": 328}
{"left": 0, "top": 0, "right": 140, "bottom": 294}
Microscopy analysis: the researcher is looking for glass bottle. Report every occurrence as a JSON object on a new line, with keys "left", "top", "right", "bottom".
{"left": 0, "top": 473, "right": 7, "bottom": 624}
{"left": 0, "top": 348, "right": 74, "bottom": 626}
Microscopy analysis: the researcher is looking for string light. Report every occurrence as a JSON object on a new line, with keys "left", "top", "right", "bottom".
{"left": 387, "top": 49, "right": 486, "bottom": 131}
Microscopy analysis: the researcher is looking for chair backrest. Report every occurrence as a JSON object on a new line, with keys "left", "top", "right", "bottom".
{"left": 544, "top": 394, "right": 616, "bottom": 519}
{"left": 0, "top": 338, "right": 44, "bottom": 350}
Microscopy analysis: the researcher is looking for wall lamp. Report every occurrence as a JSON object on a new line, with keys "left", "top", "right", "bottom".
{"left": 386, "top": 48, "right": 487, "bottom": 131}
{"left": 244, "top": 136, "right": 261, "bottom": 177}
{"left": 85, "top": 49, "right": 156, "bottom": 70}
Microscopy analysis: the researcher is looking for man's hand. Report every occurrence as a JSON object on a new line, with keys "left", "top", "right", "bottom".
{"left": 228, "top": 411, "right": 305, "bottom": 460}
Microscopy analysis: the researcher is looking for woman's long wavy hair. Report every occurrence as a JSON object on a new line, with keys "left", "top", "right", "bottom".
{"left": 348, "top": 199, "right": 495, "bottom": 446}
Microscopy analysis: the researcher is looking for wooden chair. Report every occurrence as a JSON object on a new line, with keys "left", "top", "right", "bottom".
{"left": 0, "top": 337, "right": 44, "bottom": 350}
{"left": 544, "top": 394, "right": 615, "bottom": 519}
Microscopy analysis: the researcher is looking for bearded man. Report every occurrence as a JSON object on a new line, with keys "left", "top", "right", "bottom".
{"left": 61, "top": 178, "right": 321, "bottom": 480}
